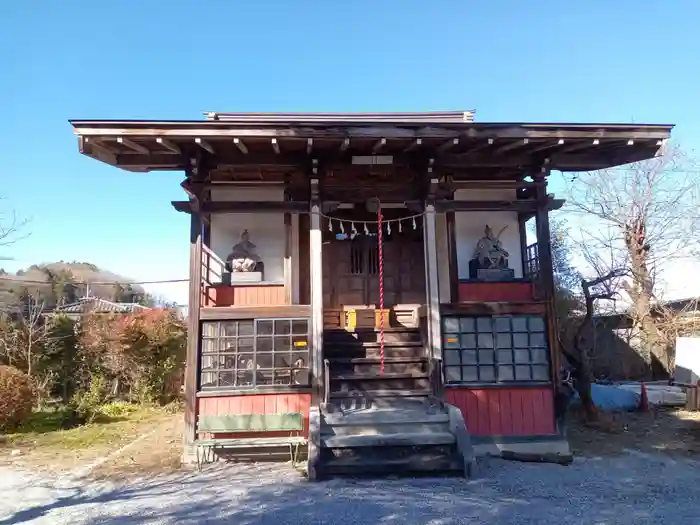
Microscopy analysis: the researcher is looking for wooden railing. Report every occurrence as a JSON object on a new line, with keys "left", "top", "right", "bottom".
{"left": 323, "top": 358, "right": 331, "bottom": 405}
{"left": 201, "top": 244, "right": 226, "bottom": 288}
{"left": 525, "top": 242, "right": 540, "bottom": 281}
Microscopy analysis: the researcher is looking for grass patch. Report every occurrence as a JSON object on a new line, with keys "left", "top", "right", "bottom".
{"left": 3, "top": 405, "right": 171, "bottom": 452}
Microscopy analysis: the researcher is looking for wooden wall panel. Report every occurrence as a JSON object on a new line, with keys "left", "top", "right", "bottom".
{"left": 445, "top": 386, "right": 556, "bottom": 437}
{"left": 458, "top": 281, "right": 534, "bottom": 303}
{"left": 197, "top": 393, "right": 312, "bottom": 439}
{"left": 203, "top": 284, "right": 286, "bottom": 307}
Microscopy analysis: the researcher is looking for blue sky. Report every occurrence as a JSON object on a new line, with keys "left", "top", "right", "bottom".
{"left": 1, "top": 1, "right": 699, "bottom": 304}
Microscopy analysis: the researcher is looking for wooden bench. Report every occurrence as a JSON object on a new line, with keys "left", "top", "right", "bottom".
{"left": 194, "top": 412, "right": 307, "bottom": 471}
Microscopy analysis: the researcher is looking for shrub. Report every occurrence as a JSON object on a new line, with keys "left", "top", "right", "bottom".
{"left": 0, "top": 365, "right": 35, "bottom": 430}
{"left": 78, "top": 309, "right": 186, "bottom": 405}
{"left": 71, "top": 375, "right": 109, "bottom": 423}
{"left": 99, "top": 400, "right": 139, "bottom": 418}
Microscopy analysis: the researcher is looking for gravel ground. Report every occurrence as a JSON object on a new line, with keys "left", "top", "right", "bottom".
{"left": 1, "top": 451, "right": 700, "bottom": 525}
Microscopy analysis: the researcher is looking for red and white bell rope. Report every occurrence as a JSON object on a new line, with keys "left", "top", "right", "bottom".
{"left": 377, "top": 202, "right": 385, "bottom": 375}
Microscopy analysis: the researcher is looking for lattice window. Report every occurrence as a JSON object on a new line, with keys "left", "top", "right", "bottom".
{"left": 442, "top": 315, "right": 550, "bottom": 384}
{"left": 350, "top": 242, "right": 364, "bottom": 274}
{"left": 366, "top": 245, "right": 379, "bottom": 275}
{"left": 200, "top": 318, "right": 310, "bottom": 390}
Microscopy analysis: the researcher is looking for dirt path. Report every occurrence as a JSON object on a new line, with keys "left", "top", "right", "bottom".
{"left": 567, "top": 407, "right": 700, "bottom": 457}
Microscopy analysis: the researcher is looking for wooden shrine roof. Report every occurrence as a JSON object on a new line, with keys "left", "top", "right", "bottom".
{"left": 70, "top": 111, "right": 673, "bottom": 176}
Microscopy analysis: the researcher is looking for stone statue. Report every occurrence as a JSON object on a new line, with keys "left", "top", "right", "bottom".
{"left": 226, "top": 230, "right": 262, "bottom": 272}
{"left": 473, "top": 225, "right": 509, "bottom": 269}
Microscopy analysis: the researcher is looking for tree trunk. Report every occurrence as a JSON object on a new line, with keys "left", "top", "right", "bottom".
{"left": 573, "top": 295, "right": 598, "bottom": 421}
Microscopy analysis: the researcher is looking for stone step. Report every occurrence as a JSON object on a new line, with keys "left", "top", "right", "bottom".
{"left": 329, "top": 389, "right": 431, "bottom": 400}
{"left": 322, "top": 453, "right": 464, "bottom": 477}
{"left": 324, "top": 396, "right": 435, "bottom": 412}
{"left": 321, "top": 432, "right": 456, "bottom": 448}
{"left": 322, "top": 409, "right": 449, "bottom": 427}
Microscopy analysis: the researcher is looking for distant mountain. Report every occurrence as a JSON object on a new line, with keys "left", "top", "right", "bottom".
{"left": 0, "top": 261, "right": 146, "bottom": 310}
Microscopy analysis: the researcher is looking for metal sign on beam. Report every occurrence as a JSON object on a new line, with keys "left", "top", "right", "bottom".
{"left": 352, "top": 155, "right": 394, "bottom": 165}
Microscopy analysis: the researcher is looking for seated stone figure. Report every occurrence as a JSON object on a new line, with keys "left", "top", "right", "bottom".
{"left": 226, "top": 230, "right": 263, "bottom": 273}
{"left": 473, "top": 225, "right": 509, "bottom": 269}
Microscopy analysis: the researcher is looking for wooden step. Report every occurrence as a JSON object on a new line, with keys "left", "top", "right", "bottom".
{"left": 330, "top": 356, "right": 426, "bottom": 364}
{"left": 329, "top": 360, "right": 427, "bottom": 375}
{"left": 325, "top": 340, "right": 424, "bottom": 349}
{"left": 324, "top": 345, "right": 425, "bottom": 360}
{"left": 321, "top": 432, "right": 455, "bottom": 448}
{"left": 331, "top": 372, "right": 428, "bottom": 381}
{"left": 324, "top": 329, "right": 422, "bottom": 345}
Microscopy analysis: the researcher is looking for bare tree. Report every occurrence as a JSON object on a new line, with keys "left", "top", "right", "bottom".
{"left": 560, "top": 269, "right": 627, "bottom": 421}
{"left": 566, "top": 144, "right": 700, "bottom": 375}
{"left": 0, "top": 198, "right": 28, "bottom": 252}
{"left": 14, "top": 292, "right": 47, "bottom": 378}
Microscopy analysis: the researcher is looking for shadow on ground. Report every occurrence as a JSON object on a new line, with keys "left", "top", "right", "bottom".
{"left": 2, "top": 453, "right": 700, "bottom": 525}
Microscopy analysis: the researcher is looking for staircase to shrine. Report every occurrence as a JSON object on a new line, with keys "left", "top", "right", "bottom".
{"left": 311, "top": 327, "right": 475, "bottom": 479}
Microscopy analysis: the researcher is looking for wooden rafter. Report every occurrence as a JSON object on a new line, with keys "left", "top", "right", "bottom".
{"left": 87, "top": 137, "right": 118, "bottom": 154}
{"left": 195, "top": 137, "right": 215, "bottom": 154}
{"left": 437, "top": 137, "right": 459, "bottom": 153}
{"left": 156, "top": 137, "right": 181, "bottom": 154}
{"left": 116, "top": 137, "right": 149, "bottom": 154}
{"left": 404, "top": 138, "right": 422, "bottom": 152}
{"left": 527, "top": 139, "right": 565, "bottom": 154}
{"left": 233, "top": 137, "right": 248, "bottom": 154}
{"left": 493, "top": 138, "right": 529, "bottom": 155}
{"left": 372, "top": 138, "right": 386, "bottom": 153}
{"left": 463, "top": 137, "right": 494, "bottom": 156}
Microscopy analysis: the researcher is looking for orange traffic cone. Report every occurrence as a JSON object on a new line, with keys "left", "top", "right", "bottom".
{"left": 639, "top": 381, "right": 649, "bottom": 412}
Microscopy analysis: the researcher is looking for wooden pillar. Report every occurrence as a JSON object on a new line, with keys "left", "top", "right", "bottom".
{"left": 424, "top": 202, "right": 441, "bottom": 359}
{"left": 309, "top": 175, "right": 324, "bottom": 404}
{"left": 517, "top": 212, "right": 529, "bottom": 279}
{"left": 445, "top": 211, "right": 459, "bottom": 302}
{"left": 424, "top": 172, "right": 443, "bottom": 398}
{"left": 284, "top": 212, "right": 292, "bottom": 304}
{"left": 534, "top": 167, "right": 560, "bottom": 385}
{"left": 184, "top": 210, "right": 203, "bottom": 446}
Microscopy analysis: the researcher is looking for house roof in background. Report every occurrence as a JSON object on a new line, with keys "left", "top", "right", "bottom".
{"left": 53, "top": 297, "right": 150, "bottom": 314}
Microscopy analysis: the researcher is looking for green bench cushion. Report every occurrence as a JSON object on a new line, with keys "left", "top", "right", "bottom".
{"left": 198, "top": 412, "right": 304, "bottom": 433}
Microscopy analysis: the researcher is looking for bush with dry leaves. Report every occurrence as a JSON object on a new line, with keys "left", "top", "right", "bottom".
{"left": 0, "top": 365, "right": 35, "bottom": 430}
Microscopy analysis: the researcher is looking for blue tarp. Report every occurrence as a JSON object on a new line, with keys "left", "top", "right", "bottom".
{"left": 572, "top": 383, "right": 640, "bottom": 411}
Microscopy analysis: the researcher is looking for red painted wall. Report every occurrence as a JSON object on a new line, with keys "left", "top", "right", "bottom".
{"left": 446, "top": 386, "right": 556, "bottom": 437}
{"left": 458, "top": 281, "right": 534, "bottom": 303}
{"left": 197, "top": 393, "right": 312, "bottom": 439}
{"left": 202, "top": 284, "right": 286, "bottom": 307}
